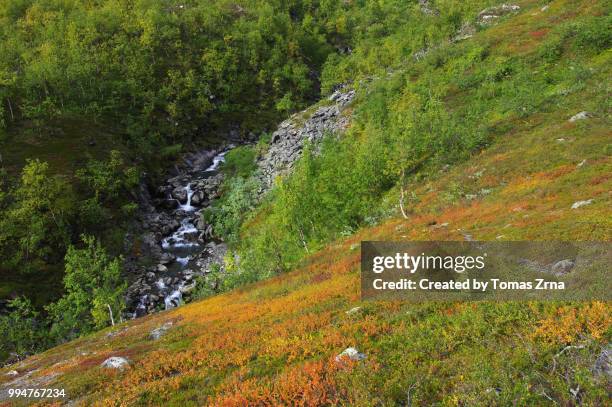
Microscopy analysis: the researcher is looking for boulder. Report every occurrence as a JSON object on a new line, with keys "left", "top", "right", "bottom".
{"left": 335, "top": 347, "right": 367, "bottom": 362}
{"left": 101, "top": 357, "right": 130, "bottom": 370}
{"left": 551, "top": 259, "right": 575, "bottom": 276}
{"left": 593, "top": 345, "right": 611, "bottom": 378}
{"left": 195, "top": 217, "right": 208, "bottom": 231}
{"left": 171, "top": 187, "right": 187, "bottom": 202}
{"left": 571, "top": 199, "right": 593, "bottom": 209}
{"left": 149, "top": 322, "right": 173, "bottom": 340}
{"left": 346, "top": 307, "right": 361, "bottom": 315}
{"left": 159, "top": 252, "right": 176, "bottom": 265}
{"left": 569, "top": 111, "right": 592, "bottom": 122}
{"left": 477, "top": 4, "right": 520, "bottom": 25}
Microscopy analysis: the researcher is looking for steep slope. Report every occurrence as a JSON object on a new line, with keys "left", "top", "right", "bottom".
{"left": 1, "top": 73, "right": 609, "bottom": 405}
{"left": 1, "top": 0, "right": 610, "bottom": 405}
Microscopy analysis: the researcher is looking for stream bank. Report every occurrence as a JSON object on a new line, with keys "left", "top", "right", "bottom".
{"left": 123, "top": 87, "right": 355, "bottom": 318}
{"left": 124, "top": 147, "right": 234, "bottom": 318}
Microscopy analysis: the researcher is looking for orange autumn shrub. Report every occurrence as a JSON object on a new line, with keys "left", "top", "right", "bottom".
{"left": 534, "top": 302, "right": 612, "bottom": 344}
{"left": 212, "top": 358, "right": 349, "bottom": 406}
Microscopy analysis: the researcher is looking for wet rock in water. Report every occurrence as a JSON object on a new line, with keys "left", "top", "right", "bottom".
{"left": 156, "top": 264, "right": 168, "bottom": 273}
{"left": 550, "top": 259, "right": 575, "bottom": 276}
{"left": 172, "top": 187, "right": 187, "bottom": 202}
{"left": 571, "top": 199, "right": 593, "bottom": 209}
{"left": 149, "top": 322, "right": 173, "bottom": 340}
{"left": 194, "top": 217, "right": 208, "bottom": 231}
{"left": 569, "top": 111, "right": 592, "bottom": 122}
{"left": 593, "top": 344, "right": 612, "bottom": 378}
{"left": 160, "top": 219, "right": 180, "bottom": 235}
{"left": 159, "top": 252, "right": 176, "bottom": 265}
{"left": 335, "top": 347, "right": 366, "bottom": 362}
{"left": 191, "top": 190, "right": 205, "bottom": 205}
{"left": 183, "top": 230, "right": 199, "bottom": 242}
{"left": 101, "top": 357, "right": 130, "bottom": 370}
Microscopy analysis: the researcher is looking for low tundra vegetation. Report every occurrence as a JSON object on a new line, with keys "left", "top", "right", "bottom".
{"left": 0, "top": 0, "right": 610, "bottom": 404}
{"left": 223, "top": 0, "right": 611, "bottom": 287}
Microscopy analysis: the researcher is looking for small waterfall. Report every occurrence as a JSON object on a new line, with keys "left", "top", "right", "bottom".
{"left": 162, "top": 218, "right": 199, "bottom": 249}
{"left": 156, "top": 279, "right": 166, "bottom": 290}
{"left": 133, "top": 294, "right": 149, "bottom": 318}
{"left": 178, "top": 183, "right": 196, "bottom": 212}
{"left": 164, "top": 288, "right": 183, "bottom": 310}
{"left": 205, "top": 151, "right": 227, "bottom": 172}
{"left": 131, "top": 148, "right": 232, "bottom": 318}
{"left": 176, "top": 256, "right": 190, "bottom": 266}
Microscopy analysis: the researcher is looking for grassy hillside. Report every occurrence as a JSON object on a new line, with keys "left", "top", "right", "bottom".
{"left": 1, "top": 115, "right": 609, "bottom": 404}
{"left": 0, "top": 0, "right": 610, "bottom": 405}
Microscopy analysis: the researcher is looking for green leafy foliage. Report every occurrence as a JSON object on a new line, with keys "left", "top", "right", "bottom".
{"left": 46, "top": 235, "right": 126, "bottom": 342}
{"left": 76, "top": 150, "right": 139, "bottom": 202}
{"left": 0, "top": 0, "right": 352, "bottom": 139}
{"left": 229, "top": 2, "right": 612, "bottom": 286}
{"left": 205, "top": 175, "right": 260, "bottom": 246}
{"left": 220, "top": 146, "right": 257, "bottom": 179}
{"left": 0, "top": 159, "right": 76, "bottom": 272}
{"left": 0, "top": 297, "right": 50, "bottom": 362}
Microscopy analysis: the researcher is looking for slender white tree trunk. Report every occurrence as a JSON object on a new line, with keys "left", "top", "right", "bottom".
{"left": 399, "top": 169, "right": 409, "bottom": 219}
{"left": 106, "top": 304, "right": 115, "bottom": 326}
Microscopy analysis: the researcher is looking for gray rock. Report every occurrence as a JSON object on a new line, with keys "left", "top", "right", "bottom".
{"left": 149, "top": 322, "right": 173, "bottom": 340}
{"left": 101, "top": 357, "right": 130, "bottom": 370}
{"left": 160, "top": 219, "right": 180, "bottom": 235}
{"left": 255, "top": 88, "right": 355, "bottom": 195}
{"left": 335, "top": 347, "right": 366, "bottom": 362}
{"left": 477, "top": 4, "right": 520, "bottom": 25}
{"left": 191, "top": 190, "right": 204, "bottom": 205}
{"left": 346, "top": 307, "right": 361, "bottom": 315}
{"left": 593, "top": 345, "right": 611, "bottom": 378}
{"left": 5, "top": 370, "right": 18, "bottom": 377}
{"left": 569, "top": 111, "right": 592, "bottom": 122}
{"left": 571, "top": 199, "right": 593, "bottom": 209}
{"left": 195, "top": 217, "right": 208, "bottom": 231}
{"left": 159, "top": 252, "right": 176, "bottom": 265}
{"left": 180, "top": 282, "right": 197, "bottom": 294}
{"left": 418, "top": 0, "right": 439, "bottom": 15}
{"left": 171, "top": 187, "right": 187, "bottom": 202}
{"left": 551, "top": 259, "right": 575, "bottom": 276}
{"left": 156, "top": 264, "right": 168, "bottom": 273}
{"left": 452, "top": 23, "right": 476, "bottom": 42}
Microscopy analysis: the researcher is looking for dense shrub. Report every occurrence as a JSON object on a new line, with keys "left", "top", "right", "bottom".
{"left": 47, "top": 235, "right": 126, "bottom": 342}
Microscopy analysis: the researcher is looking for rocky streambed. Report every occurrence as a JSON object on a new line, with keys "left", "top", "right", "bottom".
{"left": 123, "top": 87, "right": 355, "bottom": 318}
{"left": 124, "top": 148, "right": 233, "bottom": 318}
